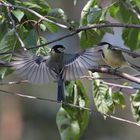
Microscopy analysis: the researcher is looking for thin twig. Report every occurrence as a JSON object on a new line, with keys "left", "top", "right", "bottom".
{"left": 0, "top": 89, "right": 140, "bottom": 127}
{"left": 0, "top": 80, "right": 28, "bottom": 85}
{"left": 0, "top": 78, "right": 139, "bottom": 90}
{"left": 28, "top": 23, "right": 140, "bottom": 50}
{"left": 81, "top": 75, "right": 140, "bottom": 90}
{"left": 0, "top": 22, "right": 139, "bottom": 54}
{"left": 0, "top": 2, "right": 68, "bottom": 29}
{"left": 101, "top": 81, "right": 140, "bottom": 90}
{"left": 7, "top": 8, "right": 26, "bottom": 50}
{"left": 105, "top": 114, "right": 140, "bottom": 127}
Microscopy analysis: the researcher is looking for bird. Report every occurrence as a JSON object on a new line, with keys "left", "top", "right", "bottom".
{"left": 98, "top": 42, "right": 140, "bottom": 70}
{"left": 11, "top": 45, "right": 101, "bottom": 102}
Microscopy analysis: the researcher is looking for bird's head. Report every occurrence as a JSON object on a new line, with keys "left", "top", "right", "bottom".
{"left": 51, "top": 45, "right": 65, "bottom": 54}
{"left": 97, "top": 42, "right": 113, "bottom": 58}
{"left": 98, "top": 42, "right": 112, "bottom": 50}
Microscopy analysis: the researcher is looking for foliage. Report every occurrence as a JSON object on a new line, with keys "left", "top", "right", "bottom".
{"left": 0, "top": 0, "right": 140, "bottom": 139}
{"left": 56, "top": 81, "right": 90, "bottom": 140}
{"left": 92, "top": 73, "right": 125, "bottom": 115}
{"left": 131, "top": 90, "right": 140, "bottom": 122}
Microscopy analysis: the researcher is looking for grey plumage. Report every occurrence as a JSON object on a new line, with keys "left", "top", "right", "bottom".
{"left": 11, "top": 45, "right": 101, "bottom": 101}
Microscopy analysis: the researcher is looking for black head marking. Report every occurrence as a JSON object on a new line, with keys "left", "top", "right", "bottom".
{"left": 51, "top": 45, "right": 65, "bottom": 53}
{"left": 98, "top": 42, "right": 115, "bottom": 50}
{"left": 98, "top": 42, "right": 112, "bottom": 47}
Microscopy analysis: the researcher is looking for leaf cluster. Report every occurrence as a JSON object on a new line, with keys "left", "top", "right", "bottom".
{"left": 0, "top": 0, "right": 140, "bottom": 139}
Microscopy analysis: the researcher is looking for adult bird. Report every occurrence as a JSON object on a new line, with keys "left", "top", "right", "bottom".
{"left": 11, "top": 45, "right": 101, "bottom": 102}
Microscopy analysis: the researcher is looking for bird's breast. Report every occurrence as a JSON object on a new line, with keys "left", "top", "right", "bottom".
{"left": 48, "top": 53, "right": 64, "bottom": 74}
{"left": 102, "top": 49, "right": 128, "bottom": 68}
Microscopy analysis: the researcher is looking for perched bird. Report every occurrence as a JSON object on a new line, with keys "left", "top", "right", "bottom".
{"left": 98, "top": 42, "right": 140, "bottom": 70}
{"left": 11, "top": 45, "right": 101, "bottom": 101}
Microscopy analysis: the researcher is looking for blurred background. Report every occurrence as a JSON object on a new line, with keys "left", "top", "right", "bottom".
{"left": 0, "top": 0, "right": 140, "bottom": 140}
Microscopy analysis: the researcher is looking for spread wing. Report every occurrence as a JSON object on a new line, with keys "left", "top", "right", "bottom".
{"left": 11, "top": 50, "right": 57, "bottom": 84}
{"left": 62, "top": 47, "right": 101, "bottom": 80}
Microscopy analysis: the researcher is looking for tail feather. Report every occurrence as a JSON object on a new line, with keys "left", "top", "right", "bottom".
{"left": 57, "top": 78, "right": 64, "bottom": 102}
{"left": 128, "top": 61, "right": 140, "bottom": 72}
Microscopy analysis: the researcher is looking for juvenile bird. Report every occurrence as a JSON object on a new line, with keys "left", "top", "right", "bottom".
{"left": 98, "top": 42, "right": 140, "bottom": 70}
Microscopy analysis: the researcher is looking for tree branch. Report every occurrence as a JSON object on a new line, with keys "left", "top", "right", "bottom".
{"left": 90, "top": 66, "right": 140, "bottom": 84}
{"left": 0, "top": 78, "right": 139, "bottom": 91}
{"left": 82, "top": 75, "right": 140, "bottom": 90}
{"left": 101, "top": 81, "right": 139, "bottom": 90}
{"left": 0, "top": 80, "right": 28, "bottom": 85}
{"left": 0, "top": 2, "right": 68, "bottom": 29}
{"left": 0, "top": 22, "right": 140, "bottom": 56}
{"left": 104, "top": 114, "right": 140, "bottom": 127}
{"left": 0, "top": 89, "right": 140, "bottom": 127}
{"left": 0, "top": 2, "right": 140, "bottom": 55}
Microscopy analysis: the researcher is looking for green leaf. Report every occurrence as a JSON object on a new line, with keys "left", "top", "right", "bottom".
{"left": 108, "top": 1, "right": 140, "bottom": 50}
{"left": 99, "top": 21, "right": 114, "bottom": 34}
{"left": 56, "top": 108, "right": 80, "bottom": 140}
{"left": 134, "top": 0, "right": 140, "bottom": 7}
{"left": 112, "top": 92, "right": 125, "bottom": 108}
{"left": 0, "top": 29, "right": 16, "bottom": 52}
{"left": 22, "top": 0, "right": 50, "bottom": 10}
{"left": 0, "top": 29, "right": 17, "bottom": 79}
{"left": 56, "top": 81, "right": 90, "bottom": 140}
{"left": 131, "top": 90, "right": 140, "bottom": 122}
{"left": 80, "top": 0, "right": 98, "bottom": 25}
{"left": 48, "top": 8, "right": 66, "bottom": 20}
{"left": 80, "top": 30, "right": 101, "bottom": 49}
{"left": 12, "top": 10, "right": 24, "bottom": 22}
{"left": 39, "top": 23, "right": 46, "bottom": 31}
{"left": 109, "top": 3, "right": 119, "bottom": 18}
{"left": 122, "top": 28, "right": 140, "bottom": 50}
{"left": 109, "top": 2, "right": 139, "bottom": 23}
{"left": 0, "top": 19, "right": 9, "bottom": 41}
{"left": 87, "top": 7, "right": 102, "bottom": 24}
{"left": 42, "top": 21, "right": 58, "bottom": 33}
{"left": 92, "top": 73, "right": 114, "bottom": 114}
{"left": 23, "top": 2, "right": 41, "bottom": 9}
{"left": 24, "top": 29, "right": 37, "bottom": 47}
{"left": 80, "top": 0, "right": 103, "bottom": 48}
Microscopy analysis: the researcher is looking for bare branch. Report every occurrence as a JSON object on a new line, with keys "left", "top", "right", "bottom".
{"left": 81, "top": 75, "right": 140, "bottom": 90}
{"left": 0, "top": 80, "right": 28, "bottom": 85}
{"left": 0, "top": 77, "right": 139, "bottom": 90}
{"left": 101, "top": 81, "right": 139, "bottom": 90}
{"left": 90, "top": 66, "right": 140, "bottom": 84}
{"left": 28, "top": 23, "right": 140, "bottom": 50}
{"left": 0, "top": 89, "right": 139, "bottom": 127}
{"left": 104, "top": 114, "right": 140, "bottom": 127}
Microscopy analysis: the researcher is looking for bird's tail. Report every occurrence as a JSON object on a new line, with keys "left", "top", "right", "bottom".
{"left": 128, "top": 61, "right": 140, "bottom": 72}
{"left": 57, "top": 78, "right": 64, "bottom": 102}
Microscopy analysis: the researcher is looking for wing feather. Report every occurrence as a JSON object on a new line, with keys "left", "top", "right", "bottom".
{"left": 12, "top": 50, "right": 57, "bottom": 84}
{"left": 62, "top": 47, "right": 101, "bottom": 80}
